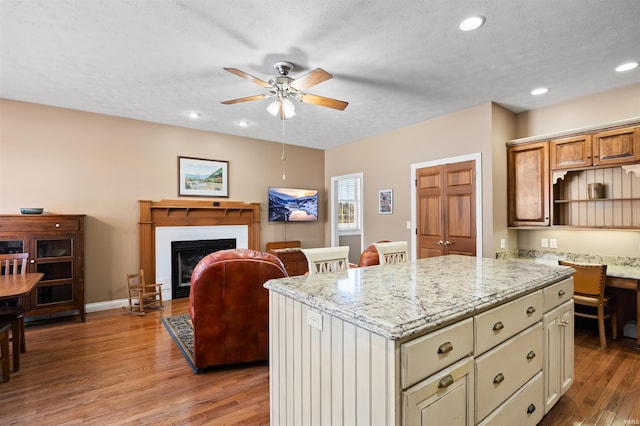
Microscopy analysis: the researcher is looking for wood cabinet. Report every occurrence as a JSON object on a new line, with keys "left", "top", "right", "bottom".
{"left": 0, "top": 214, "right": 85, "bottom": 321}
{"left": 550, "top": 127, "right": 640, "bottom": 170}
{"left": 508, "top": 124, "right": 640, "bottom": 229}
{"left": 507, "top": 141, "right": 550, "bottom": 226}
{"left": 266, "top": 241, "right": 308, "bottom": 276}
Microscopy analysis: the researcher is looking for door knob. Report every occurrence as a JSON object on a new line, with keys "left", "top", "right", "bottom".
{"left": 435, "top": 240, "right": 444, "bottom": 245}
{"left": 444, "top": 241, "right": 452, "bottom": 245}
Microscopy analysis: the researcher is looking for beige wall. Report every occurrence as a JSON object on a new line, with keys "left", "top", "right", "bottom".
{"left": 325, "top": 103, "right": 503, "bottom": 256}
{"left": 514, "top": 82, "right": 640, "bottom": 257}
{"left": 0, "top": 99, "right": 325, "bottom": 304}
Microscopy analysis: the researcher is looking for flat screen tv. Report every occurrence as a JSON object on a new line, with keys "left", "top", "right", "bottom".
{"left": 268, "top": 187, "right": 319, "bottom": 222}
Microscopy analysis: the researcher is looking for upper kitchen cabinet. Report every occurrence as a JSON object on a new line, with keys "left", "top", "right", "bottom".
{"left": 508, "top": 120, "right": 640, "bottom": 229}
{"left": 550, "top": 127, "right": 640, "bottom": 170}
{"left": 508, "top": 141, "right": 550, "bottom": 227}
{"left": 550, "top": 134, "right": 593, "bottom": 170}
{"left": 593, "top": 126, "right": 640, "bottom": 166}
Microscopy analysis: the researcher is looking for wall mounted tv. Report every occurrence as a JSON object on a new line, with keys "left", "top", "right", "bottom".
{"left": 268, "top": 187, "right": 319, "bottom": 222}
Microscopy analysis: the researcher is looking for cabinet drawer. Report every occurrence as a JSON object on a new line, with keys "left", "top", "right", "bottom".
{"left": 474, "top": 290, "right": 542, "bottom": 354}
{"left": 0, "top": 218, "right": 80, "bottom": 232}
{"left": 402, "top": 356, "right": 474, "bottom": 426}
{"left": 478, "top": 371, "right": 544, "bottom": 426}
{"left": 401, "top": 318, "right": 473, "bottom": 389}
{"left": 475, "top": 322, "right": 543, "bottom": 422}
{"left": 543, "top": 277, "right": 573, "bottom": 312}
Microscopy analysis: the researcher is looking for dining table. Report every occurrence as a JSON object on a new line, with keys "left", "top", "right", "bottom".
{"left": 0, "top": 272, "right": 44, "bottom": 371}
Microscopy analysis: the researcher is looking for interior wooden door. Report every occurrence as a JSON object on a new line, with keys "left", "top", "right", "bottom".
{"left": 416, "top": 160, "right": 476, "bottom": 258}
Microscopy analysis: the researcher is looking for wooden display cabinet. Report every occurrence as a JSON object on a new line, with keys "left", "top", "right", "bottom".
{"left": 266, "top": 241, "right": 308, "bottom": 276}
{"left": 0, "top": 214, "right": 85, "bottom": 321}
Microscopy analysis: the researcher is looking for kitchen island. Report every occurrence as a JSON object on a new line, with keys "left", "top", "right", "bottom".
{"left": 265, "top": 255, "right": 575, "bottom": 426}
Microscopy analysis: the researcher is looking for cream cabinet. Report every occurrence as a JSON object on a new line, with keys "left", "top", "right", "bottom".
{"left": 402, "top": 356, "right": 474, "bottom": 426}
{"left": 542, "top": 278, "right": 574, "bottom": 413}
{"left": 268, "top": 275, "right": 573, "bottom": 425}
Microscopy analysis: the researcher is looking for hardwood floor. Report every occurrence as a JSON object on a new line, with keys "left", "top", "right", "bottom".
{"left": 1, "top": 299, "right": 639, "bottom": 425}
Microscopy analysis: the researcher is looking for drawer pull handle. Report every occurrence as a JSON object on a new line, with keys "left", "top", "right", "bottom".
{"left": 558, "top": 289, "right": 566, "bottom": 297}
{"left": 526, "top": 306, "right": 536, "bottom": 314}
{"left": 493, "top": 321, "right": 504, "bottom": 331}
{"left": 527, "top": 350, "right": 536, "bottom": 360}
{"left": 493, "top": 373, "right": 505, "bottom": 384}
{"left": 438, "top": 375, "right": 454, "bottom": 388}
{"left": 437, "top": 342, "right": 453, "bottom": 354}
{"left": 527, "top": 403, "right": 536, "bottom": 414}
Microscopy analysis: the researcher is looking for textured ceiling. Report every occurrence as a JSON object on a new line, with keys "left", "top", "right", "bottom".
{"left": 1, "top": 1, "right": 639, "bottom": 149}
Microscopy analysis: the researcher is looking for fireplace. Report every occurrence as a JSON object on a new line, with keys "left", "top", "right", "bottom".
{"left": 171, "top": 238, "right": 236, "bottom": 298}
{"left": 138, "top": 199, "right": 261, "bottom": 301}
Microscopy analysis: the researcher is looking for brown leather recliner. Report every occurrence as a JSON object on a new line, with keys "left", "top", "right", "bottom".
{"left": 189, "top": 248, "right": 287, "bottom": 372}
{"left": 357, "top": 240, "right": 390, "bottom": 267}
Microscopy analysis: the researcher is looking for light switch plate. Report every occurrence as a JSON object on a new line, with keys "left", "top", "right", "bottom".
{"left": 549, "top": 238, "right": 557, "bottom": 249}
{"left": 541, "top": 238, "right": 548, "bottom": 248}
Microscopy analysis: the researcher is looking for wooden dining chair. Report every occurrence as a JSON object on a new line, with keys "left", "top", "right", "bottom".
{"left": 559, "top": 260, "right": 617, "bottom": 348}
{"left": 301, "top": 247, "right": 350, "bottom": 275}
{"left": 373, "top": 241, "right": 409, "bottom": 265}
{"left": 0, "top": 253, "right": 29, "bottom": 372}
{"left": 0, "top": 321, "right": 11, "bottom": 382}
{"left": 122, "top": 269, "right": 163, "bottom": 316}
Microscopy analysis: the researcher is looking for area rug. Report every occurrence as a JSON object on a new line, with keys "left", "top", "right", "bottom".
{"left": 161, "top": 313, "right": 196, "bottom": 372}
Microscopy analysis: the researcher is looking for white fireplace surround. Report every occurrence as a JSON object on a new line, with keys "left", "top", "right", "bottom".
{"left": 155, "top": 225, "right": 249, "bottom": 300}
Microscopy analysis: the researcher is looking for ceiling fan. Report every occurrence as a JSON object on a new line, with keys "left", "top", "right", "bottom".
{"left": 221, "top": 61, "right": 348, "bottom": 119}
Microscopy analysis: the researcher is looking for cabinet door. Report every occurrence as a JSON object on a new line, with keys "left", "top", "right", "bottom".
{"left": 507, "top": 142, "right": 550, "bottom": 226}
{"left": 593, "top": 126, "right": 640, "bottom": 166}
{"left": 543, "top": 300, "right": 574, "bottom": 414}
{"left": 550, "top": 134, "right": 593, "bottom": 170}
{"left": 403, "top": 356, "right": 474, "bottom": 426}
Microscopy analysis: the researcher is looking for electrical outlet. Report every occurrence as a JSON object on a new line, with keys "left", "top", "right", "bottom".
{"left": 540, "top": 238, "right": 548, "bottom": 248}
{"left": 307, "top": 310, "right": 323, "bottom": 331}
{"left": 500, "top": 239, "right": 505, "bottom": 249}
{"left": 549, "top": 238, "right": 557, "bottom": 249}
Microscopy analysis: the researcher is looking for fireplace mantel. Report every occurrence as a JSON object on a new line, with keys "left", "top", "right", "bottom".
{"left": 139, "top": 199, "right": 261, "bottom": 284}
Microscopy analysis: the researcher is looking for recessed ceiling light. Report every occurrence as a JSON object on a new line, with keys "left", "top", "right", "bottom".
{"left": 188, "top": 112, "right": 201, "bottom": 119}
{"left": 531, "top": 87, "right": 549, "bottom": 96}
{"left": 459, "top": 16, "right": 485, "bottom": 31}
{"left": 235, "top": 120, "right": 253, "bottom": 128}
{"left": 616, "top": 62, "right": 638, "bottom": 72}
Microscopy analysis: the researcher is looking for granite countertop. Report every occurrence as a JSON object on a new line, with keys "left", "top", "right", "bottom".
{"left": 264, "top": 255, "right": 574, "bottom": 340}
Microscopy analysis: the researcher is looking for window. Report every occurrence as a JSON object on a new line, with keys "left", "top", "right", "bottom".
{"left": 337, "top": 176, "right": 361, "bottom": 232}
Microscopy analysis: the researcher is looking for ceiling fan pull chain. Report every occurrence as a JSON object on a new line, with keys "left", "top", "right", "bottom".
{"left": 281, "top": 118, "right": 286, "bottom": 180}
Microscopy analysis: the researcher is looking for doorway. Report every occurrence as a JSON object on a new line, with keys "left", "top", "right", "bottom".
{"left": 410, "top": 153, "right": 482, "bottom": 259}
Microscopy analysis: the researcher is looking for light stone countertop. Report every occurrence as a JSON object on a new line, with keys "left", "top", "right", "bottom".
{"left": 264, "top": 255, "right": 574, "bottom": 340}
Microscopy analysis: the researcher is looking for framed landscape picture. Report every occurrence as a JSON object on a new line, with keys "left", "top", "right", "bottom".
{"left": 378, "top": 189, "right": 393, "bottom": 214}
{"left": 178, "top": 156, "right": 229, "bottom": 197}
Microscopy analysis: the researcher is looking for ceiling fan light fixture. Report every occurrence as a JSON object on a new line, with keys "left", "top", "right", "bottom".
{"left": 267, "top": 98, "right": 296, "bottom": 120}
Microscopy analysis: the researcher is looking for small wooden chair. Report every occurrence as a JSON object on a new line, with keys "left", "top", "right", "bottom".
{"left": 301, "top": 247, "right": 350, "bottom": 275}
{"left": 0, "top": 253, "right": 29, "bottom": 372}
{"left": 1, "top": 322, "right": 11, "bottom": 382}
{"left": 559, "top": 260, "right": 617, "bottom": 348}
{"left": 123, "top": 269, "right": 163, "bottom": 316}
{"left": 373, "top": 241, "right": 409, "bottom": 265}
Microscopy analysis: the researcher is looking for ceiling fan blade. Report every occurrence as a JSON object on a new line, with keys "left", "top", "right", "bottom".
{"left": 299, "top": 93, "right": 349, "bottom": 111}
{"left": 290, "top": 68, "right": 332, "bottom": 91}
{"left": 223, "top": 68, "right": 273, "bottom": 89}
{"left": 221, "top": 94, "right": 269, "bottom": 105}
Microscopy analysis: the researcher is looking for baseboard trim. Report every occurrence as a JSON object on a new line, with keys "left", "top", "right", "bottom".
{"left": 86, "top": 299, "right": 129, "bottom": 313}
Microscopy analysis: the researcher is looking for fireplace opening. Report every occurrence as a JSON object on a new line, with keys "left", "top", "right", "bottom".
{"left": 171, "top": 238, "right": 236, "bottom": 299}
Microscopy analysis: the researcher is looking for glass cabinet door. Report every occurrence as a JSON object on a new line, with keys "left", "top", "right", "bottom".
{"left": 33, "top": 236, "right": 75, "bottom": 306}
